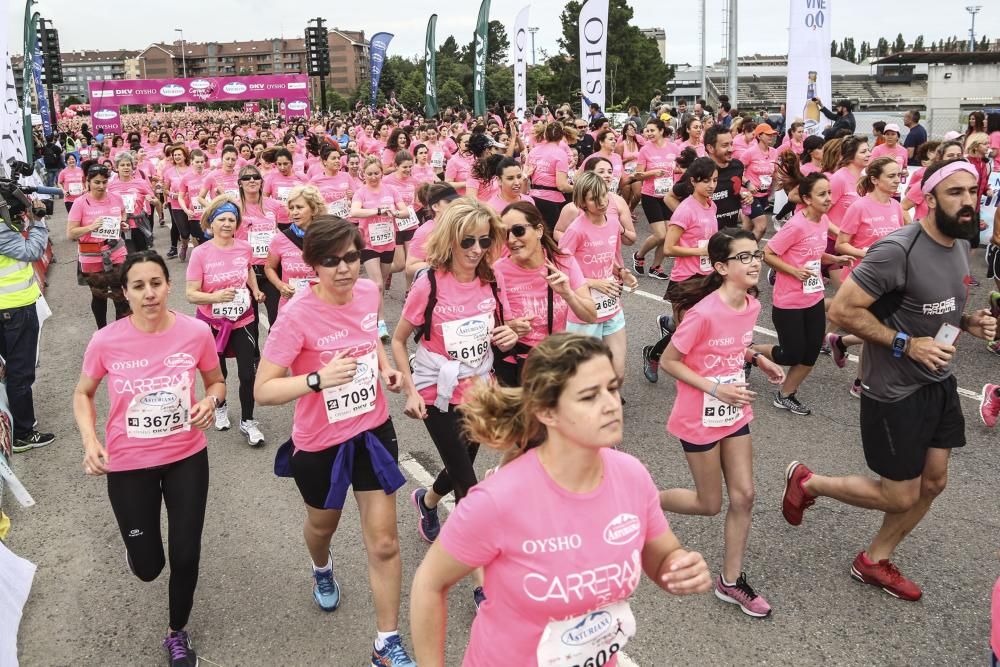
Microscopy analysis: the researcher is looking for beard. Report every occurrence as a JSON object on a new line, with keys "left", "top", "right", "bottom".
{"left": 935, "top": 204, "right": 978, "bottom": 240}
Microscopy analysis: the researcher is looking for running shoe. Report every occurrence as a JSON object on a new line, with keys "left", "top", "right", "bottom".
{"left": 827, "top": 333, "right": 847, "bottom": 368}
{"left": 773, "top": 391, "right": 811, "bottom": 416}
{"left": 165, "top": 246, "right": 178, "bottom": 259}
{"left": 473, "top": 586, "right": 487, "bottom": 611}
{"left": 371, "top": 634, "right": 416, "bottom": 666}
{"left": 384, "top": 273, "right": 393, "bottom": 292}
{"left": 969, "top": 276, "right": 981, "bottom": 287}
{"left": 819, "top": 344, "right": 832, "bottom": 356}
{"left": 313, "top": 561, "right": 342, "bottom": 612}
{"left": 782, "top": 461, "right": 816, "bottom": 526}
{"left": 240, "top": 420, "right": 265, "bottom": 447}
{"left": 178, "top": 242, "right": 188, "bottom": 262}
{"left": 631, "top": 251, "right": 645, "bottom": 274}
{"left": 767, "top": 268, "right": 776, "bottom": 286}
{"left": 658, "top": 314, "right": 676, "bottom": 339}
{"left": 850, "top": 379, "right": 863, "bottom": 399}
{"left": 850, "top": 552, "right": 922, "bottom": 601}
{"left": 988, "top": 339, "right": 1000, "bottom": 357}
{"left": 648, "top": 266, "right": 669, "bottom": 280}
{"left": 714, "top": 573, "right": 772, "bottom": 618}
{"left": 980, "top": 384, "right": 1000, "bottom": 428}
{"left": 641, "top": 345, "right": 659, "bottom": 383}
{"left": 214, "top": 405, "right": 231, "bottom": 431}
{"left": 378, "top": 320, "right": 390, "bottom": 343}
{"left": 411, "top": 487, "right": 441, "bottom": 543}
{"left": 163, "top": 630, "right": 198, "bottom": 667}
{"left": 12, "top": 430, "right": 55, "bottom": 453}
{"left": 990, "top": 291, "right": 1000, "bottom": 319}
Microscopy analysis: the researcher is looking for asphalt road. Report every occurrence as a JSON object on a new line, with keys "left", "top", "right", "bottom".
{"left": 7, "top": 204, "right": 1000, "bottom": 666}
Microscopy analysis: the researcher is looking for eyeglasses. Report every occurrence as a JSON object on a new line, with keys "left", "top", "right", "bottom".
{"left": 724, "top": 250, "right": 765, "bottom": 264}
{"left": 506, "top": 224, "right": 533, "bottom": 238}
{"left": 239, "top": 175, "right": 262, "bottom": 182}
{"left": 318, "top": 250, "right": 361, "bottom": 267}
{"left": 459, "top": 236, "right": 493, "bottom": 250}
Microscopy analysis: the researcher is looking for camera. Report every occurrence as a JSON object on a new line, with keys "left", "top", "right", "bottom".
{"left": 1, "top": 161, "right": 48, "bottom": 228}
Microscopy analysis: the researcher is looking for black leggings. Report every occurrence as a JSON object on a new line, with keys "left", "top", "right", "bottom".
{"left": 533, "top": 197, "right": 567, "bottom": 234}
{"left": 170, "top": 208, "right": 205, "bottom": 246}
{"left": 251, "top": 265, "right": 280, "bottom": 327}
{"left": 107, "top": 447, "right": 209, "bottom": 631}
{"left": 425, "top": 405, "right": 481, "bottom": 503}
{"left": 217, "top": 323, "right": 257, "bottom": 421}
{"left": 771, "top": 300, "right": 826, "bottom": 367}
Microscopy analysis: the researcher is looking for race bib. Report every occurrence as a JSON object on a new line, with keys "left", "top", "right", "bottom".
{"left": 125, "top": 378, "right": 192, "bottom": 440}
{"left": 759, "top": 175, "right": 773, "bottom": 189}
{"left": 91, "top": 216, "right": 121, "bottom": 240}
{"left": 368, "top": 221, "right": 394, "bottom": 247}
{"left": 535, "top": 600, "right": 636, "bottom": 667}
{"left": 431, "top": 151, "right": 445, "bottom": 169}
{"left": 68, "top": 182, "right": 83, "bottom": 196}
{"left": 442, "top": 313, "right": 494, "bottom": 366}
{"left": 277, "top": 186, "right": 291, "bottom": 203}
{"left": 654, "top": 176, "right": 673, "bottom": 196}
{"left": 396, "top": 207, "right": 420, "bottom": 232}
{"left": 211, "top": 287, "right": 251, "bottom": 321}
{"left": 224, "top": 188, "right": 241, "bottom": 200}
{"left": 624, "top": 162, "right": 638, "bottom": 175}
{"left": 192, "top": 199, "right": 204, "bottom": 215}
{"left": 249, "top": 230, "right": 274, "bottom": 259}
{"left": 610, "top": 178, "right": 621, "bottom": 193}
{"left": 702, "top": 373, "right": 745, "bottom": 428}
{"left": 698, "top": 239, "right": 711, "bottom": 272}
{"left": 327, "top": 199, "right": 350, "bottom": 218}
{"left": 802, "top": 259, "right": 824, "bottom": 294}
{"left": 590, "top": 287, "right": 620, "bottom": 319}
{"left": 122, "top": 194, "right": 137, "bottom": 215}
{"left": 290, "top": 277, "right": 314, "bottom": 292}
{"left": 322, "top": 350, "right": 378, "bottom": 423}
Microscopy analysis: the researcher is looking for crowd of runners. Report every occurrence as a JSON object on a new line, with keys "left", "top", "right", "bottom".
{"left": 5, "top": 98, "right": 1000, "bottom": 666}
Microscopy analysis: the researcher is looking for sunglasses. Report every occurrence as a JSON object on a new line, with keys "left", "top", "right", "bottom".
{"left": 239, "top": 174, "right": 262, "bottom": 182}
{"left": 318, "top": 250, "right": 361, "bottom": 268}
{"left": 725, "top": 250, "right": 765, "bottom": 264}
{"left": 506, "top": 224, "right": 533, "bottom": 238}
{"left": 459, "top": 236, "right": 493, "bottom": 250}
{"left": 87, "top": 166, "right": 111, "bottom": 177}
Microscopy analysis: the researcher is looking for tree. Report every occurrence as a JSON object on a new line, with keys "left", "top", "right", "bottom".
{"left": 324, "top": 90, "right": 349, "bottom": 112}
{"left": 913, "top": 35, "right": 925, "bottom": 51}
{"left": 859, "top": 41, "right": 870, "bottom": 61}
{"left": 461, "top": 21, "right": 510, "bottom": 68}
{"left": 438, "top": 78, "right": 466, "bottom": 108}
{"left": 876, "top": 37, "right": 890, "bottom": 57}
{"left": 831, "top": 40, "right": 838, "bottom": 57}
{"left": 843, "top": 37, "right": 857, "bottom": 63}
{"left": 892, "top": 33, "right": 906, "bottom": 53}
{"left": 979, "top": 35, "right": 989, "bottom": 50}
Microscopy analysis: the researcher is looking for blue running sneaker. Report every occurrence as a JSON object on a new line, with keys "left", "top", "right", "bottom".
{"left": 411, "top": 487, "right": 441, "bottom": 543}
{"left": 312, "top": 556, "right": 341, "bottom": 612}
{"left": 658, "top": 314, "right": 675, "bottom": 339}
{"left": 473, "top": 586, "right": 487, "bottom": 611}
{"left": 641, "top": 345, "right": 658, "bottom": 383}
{"left": 371, "top": 634, "right": 416, "bottom": 666}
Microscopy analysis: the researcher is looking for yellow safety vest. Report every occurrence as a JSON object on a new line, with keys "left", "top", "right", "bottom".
{"left": 0, "top": 253, "right": 40, "bottom": 309}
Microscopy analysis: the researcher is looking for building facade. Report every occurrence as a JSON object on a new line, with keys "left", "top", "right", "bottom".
{"left": 640, "top": 28, "right": 667, "bottom": 63}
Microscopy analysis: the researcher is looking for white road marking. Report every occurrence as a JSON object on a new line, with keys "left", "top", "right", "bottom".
{"left": 627, "top": 286, "right": 985, "bottom": 403}
{"left": 397, "top": 453, "right": 640, "bottom": 666}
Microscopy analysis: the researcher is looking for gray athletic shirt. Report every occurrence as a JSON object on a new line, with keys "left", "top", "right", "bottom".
{"left": 849, "top": 223, "right": 970, "bottom": 402}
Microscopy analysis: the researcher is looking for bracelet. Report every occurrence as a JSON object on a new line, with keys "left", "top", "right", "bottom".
{"left": 709, "top": 379, "right": 721, "bottom": 398}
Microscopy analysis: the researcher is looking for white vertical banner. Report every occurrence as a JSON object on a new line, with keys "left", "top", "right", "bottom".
{"left": 512, "top": 6, "right": 530, "bottom": 121}
{"left": 786, "top": 0, "right": 832, "bottom": 137}
{"left": 578, "top": 0, "right": 608, "bottom": 117}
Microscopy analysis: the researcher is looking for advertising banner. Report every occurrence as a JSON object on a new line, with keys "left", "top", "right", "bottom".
{"left": 578, "top": 0, "right": 608, "bottom": 117}
{"left": 424, "top": 15, "right": 439, "bottom": 119}
{"left": 512, "top": 6, "right": 530, "bottom": 121}
{"left": 786, "top": 0, "right": 832, "bottom": 137}
{"left": 368, "top": 32, "right": 394, "bottom": 111}
{"left": 31, "top": 35, "right": 50, "bottom": 137}
{"left": 473, "top": 0, "right": 491, "bottom": 117}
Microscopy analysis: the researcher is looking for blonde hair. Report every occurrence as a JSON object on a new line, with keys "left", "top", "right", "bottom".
{"left": 200, "top": 194, "right": 241, "bottom": 231}
{"left": 462, "top": 333, "right": 614, "bottom": 453}
{"left": 362, "top": 155, "right": 384, "bottom": 175}
{"left": 965, "top": 132, "right": 989, "bottom": 155}
{"left": 286, "top": 184, "right": 326, "bottom": 218}
{"left": 423, "top": 197, "right": 504, "bottom": 282}
{"left": 572, "top": 171, "right": 609, "bottom": 209}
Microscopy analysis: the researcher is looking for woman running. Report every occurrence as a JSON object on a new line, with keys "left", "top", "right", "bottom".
{"left": 466, "top": 133, "right": 504, "bottom": 203}
{"left": 658, "top": 230, "right": 784, "bottom": 618}
{"left": 162, "top": 144, "right": 191, "bottom": 260}
{"left": 554, "top": 155, "right": 638, "bottom": 245}
{"left": 411, "top": 333, "right": 712, "bottom": 666}
{"left": 559, "top": 172, "right": 638, "bottom": 392}
{"left": 74, "top": 250, "right": 225, "bottom": 667}
{"left": 664, "top": 158, "right": 721, "bottom": 319}
{"left": 264, "top": 185, "right": 323, "bottom": 314}
{"left": 825, "top": 136, "right": 871, "bottom": 291}
{"left": 764, "top": 173, "right": 852, "bottom": 416}
{"left": 631, "top": 118, "right": 681, "bottom": 280}
{"left": 404, "top": 183, "right": 460, "bottom": 282}
{"left": 828, "top": 157, "right": 907, "bottom": 397}
{"left": 526, "top": 122, "right": 574, "bottom": 230}
{"left": 589, "top": 129, "right": 625, "bottom": 192}
{"left": 310, "top": 144, "right": 354, "bottom": 218}
{"left": 382, "top": 150, "right": 424, "bottom": 285}
{"left": 177, "top": 150, "right": 212, "bottom": 261}
{"left": 484, "top": 157, "right": 533, "bottom": 214}
{"left": 616, "top": 120, "right": 643, "bottom": 210}
{"left": 493, "top": 201, "right": 596, "bottom": 385}
{"left": 185, "top": 197, "right": 266, "bottom": 446}
{"left": 108, "top": 151, "right": 156, "bottom": 254}
{"left": 237, "top": 165, "right": 284, "bottom": 329}
{"left": 58, "top": 152, "right": 84, "bottom": 213}
{"left": 67, "top": 161, "right": 130, "bottom": 329}
{"left": 410, "top": 143, "right": 438, "bottom": 185}
{"left": 254, "top": 218, "right": 417, "bottom": 667}
{"left": 391, "top": 199, "right": 518, "bottom": 609}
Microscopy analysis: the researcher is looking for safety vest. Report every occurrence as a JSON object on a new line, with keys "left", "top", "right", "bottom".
{"left": 0, "top": 253, "right": 40, "bottom": 310}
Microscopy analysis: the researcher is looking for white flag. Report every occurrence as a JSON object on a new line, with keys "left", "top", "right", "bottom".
{"left": 578, "top": 0, "right": 609, "bottom": 117}
{"left": 786, "top": 0, "right": 832, "bottom": 137}
{"left": 512, "top": 6, "right": 530, "bottom": 121}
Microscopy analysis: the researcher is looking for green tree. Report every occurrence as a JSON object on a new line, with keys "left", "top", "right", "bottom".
{"left": 324, "top": 90, "right": 349, "bottom": 112}
{"left": 979, "top": 35, "right": 989, "bottom": 50}
{"left": 438, "top": 78, "right": 467, "bottom": 108}
{"left": 893, "top": 33, "right": 906, "bottom": 53}
{"left": 913, "top": 35, "right": 925, "bottom": 51}
{"left": 831, "top": 40, "right": 838, "bottom": 57}
{"left": 859, "top": 41, "right": 870, "bottom": 61}
{"left": 876, "top": 37, "right": 890, "bottom": 57}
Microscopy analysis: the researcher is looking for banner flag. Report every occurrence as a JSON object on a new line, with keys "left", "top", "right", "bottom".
{"left": 424, "top": 16, "right": 439, "bottom": 119}
{"left": 786, "top": 0, "right": 832, "bottom": 137}
{"left": 578, "top": 0, "right": 609, "bottom": 117}
{"left": 512, "top": 6, "right": 530, "bottom": 121}
{"left": 473, "top": 0, "right": 491, "bottom": 117}
{"left": 369, "top": 32, "right": 394, "bottom": 111}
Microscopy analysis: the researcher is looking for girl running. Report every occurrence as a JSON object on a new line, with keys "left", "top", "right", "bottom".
{"left": 526, "top": 122, "right": 574, "bottom": 230}
{"left": 631, "top": 118, "right": 681, "bottom": 280}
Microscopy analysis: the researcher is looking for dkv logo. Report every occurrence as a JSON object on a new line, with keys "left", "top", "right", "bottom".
{"left": 223, "top": 82, "right": 247, "bottom": 95}
{"left": 93, "top": 109, "right": 118, "bottom": 120}
{"left": 160, "top": 84, "right": 185, "bottom": 97}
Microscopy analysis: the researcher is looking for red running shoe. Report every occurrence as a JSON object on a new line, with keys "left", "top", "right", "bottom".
{"left": 850, "top": 552, "right": 922, "bottom": 601}
{"left": 782, "top": 461, "right": 816, "bottom": 526}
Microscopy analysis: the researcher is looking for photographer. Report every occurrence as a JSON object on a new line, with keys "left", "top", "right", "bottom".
{"left": 0, "top": 168, "right": 56, "bottom": 453}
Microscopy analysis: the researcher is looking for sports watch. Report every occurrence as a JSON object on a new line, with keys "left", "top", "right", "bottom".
{"left": 306, "top": 372, "right": 322, "bottom": 392}
{"left": 891, "top": 332, "right": 909, "bottom": 359}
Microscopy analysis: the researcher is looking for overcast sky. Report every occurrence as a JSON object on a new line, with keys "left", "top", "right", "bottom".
{"left": 5, "top": 0, "right": 993, "bottom": 65}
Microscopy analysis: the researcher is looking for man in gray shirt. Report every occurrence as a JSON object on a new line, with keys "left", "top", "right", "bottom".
{"left": 780, "top": 159, "right": 997, "bottom": 602}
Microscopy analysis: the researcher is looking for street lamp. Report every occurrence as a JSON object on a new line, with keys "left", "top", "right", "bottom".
{"left": 528, "top": 27, "right": 539, "bottom": 66}
{"left": 966, "top": 6, "right": 982, "bottom": 52}
{"left": 175, "top": 28, "right": 187, "bottom": 77}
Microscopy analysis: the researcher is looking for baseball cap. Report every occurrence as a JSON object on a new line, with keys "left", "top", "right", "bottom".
{"left": 943, "top": 130, "right": 962, "bottom": 141}
{"left": 883, "top": 123, "right": 901, "bottom": 134}
{"left": 753, "top": 123, "right": 777, "bottom": 138}
{"left": 426, "top": 184, "right": 460, "bottom": 208}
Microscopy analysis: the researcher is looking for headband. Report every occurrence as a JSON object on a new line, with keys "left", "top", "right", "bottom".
{"left": 207, "top": 202, "right": 241, "bottom": 224}
{"left": 921, "top": 161, "right": 978, "bottom": 195}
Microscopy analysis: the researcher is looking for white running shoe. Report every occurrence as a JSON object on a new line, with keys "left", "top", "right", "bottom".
{"left": 214, "top": 406, "right": 231, "bottom": 431}
{"left": 240, "top": 419, "right": 265, "bottom": 447}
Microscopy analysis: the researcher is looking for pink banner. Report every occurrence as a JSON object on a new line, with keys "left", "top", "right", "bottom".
{"left": 88, "top": 74, "right": 311, "bottom": 135}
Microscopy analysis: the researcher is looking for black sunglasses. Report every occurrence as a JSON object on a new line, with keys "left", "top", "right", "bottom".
{"left": 506, "top": 224, "right": 533, "bottom": 238}
{"left": 318, "top": 250, "right": 361, "bottom": 267}
{"left": 460, "top": 236, "right": 493, "bottom": 250}
{"left": 87, "top": 165, "right": 110, "bottom": 177}
{"left": 239, "top": 174, "right": 262, "bottom": 182}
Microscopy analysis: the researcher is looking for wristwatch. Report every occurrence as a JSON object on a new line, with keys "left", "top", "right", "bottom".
{"left": 306, "top": 372, "right": 322, "bottom": 392}
{"left": 892, "top": 331, "right": 909, "bottom": 359}
{"left": 750, "top": 352, "right": 763, "bottom": 367}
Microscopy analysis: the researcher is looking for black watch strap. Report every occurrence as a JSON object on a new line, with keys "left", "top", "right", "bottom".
{"left": 306, "top": 372, "right": 322, "bottom": 392}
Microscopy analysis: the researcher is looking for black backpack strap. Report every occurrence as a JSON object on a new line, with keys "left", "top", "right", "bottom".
{"left": 490, "top": 279, "right": 504, "bottom": 324}
{"left": 420, "top": 268, "right": 437, "bottom": 341}
{"left": 547, "top": 283, "right": 554, "bottom": 334}
{"left": 282, "top": 227, "right": 305, "bottom": 250}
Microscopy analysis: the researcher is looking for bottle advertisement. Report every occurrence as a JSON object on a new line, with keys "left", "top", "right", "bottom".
{"left": 786, "top": 0, "right": 832, "bottom": 137}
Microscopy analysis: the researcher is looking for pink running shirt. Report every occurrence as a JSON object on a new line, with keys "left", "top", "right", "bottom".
{"left": 667, "top": 196, "right": 718, "bottom": 283}
{"left": 185, "top": 240, "right": 255, "bottom": 329}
